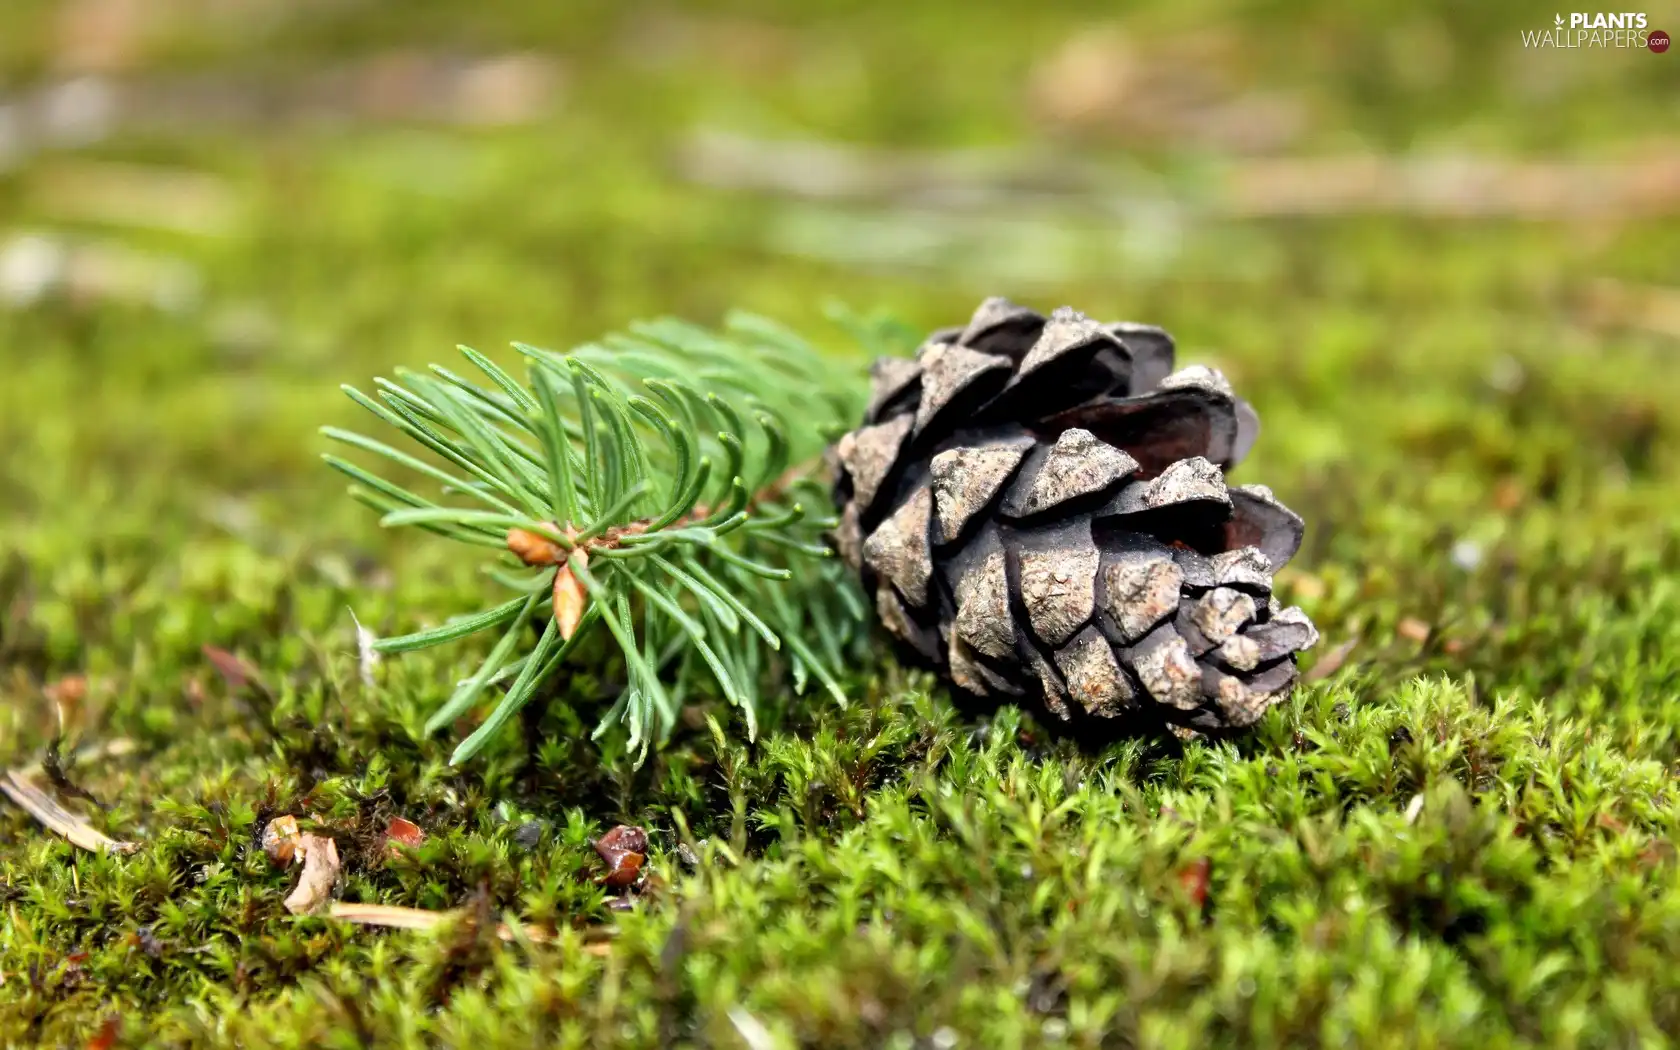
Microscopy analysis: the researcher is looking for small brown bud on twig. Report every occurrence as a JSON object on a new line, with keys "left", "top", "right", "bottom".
{"left": 555, "top": 553, "right": 589, "bottom": 640}
{"left": 507, "top": 524, "right": 568, "bottom": 566}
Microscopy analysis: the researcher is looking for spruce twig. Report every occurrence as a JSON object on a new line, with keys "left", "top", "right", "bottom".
{"left": 324, "top": 312, "right": 868, "bottom": 764}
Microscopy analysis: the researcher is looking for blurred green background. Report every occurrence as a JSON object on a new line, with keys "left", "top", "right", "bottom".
{"left": 1, "top": 0, "right": 1676, "bottom": 534}
{"left": 2, "top": 1, "right": 1679, "bottom": 1046}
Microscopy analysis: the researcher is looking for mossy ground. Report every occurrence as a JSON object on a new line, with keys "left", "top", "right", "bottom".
{"left": 3, "top": 2, "right": 1679, "bottom": 1046}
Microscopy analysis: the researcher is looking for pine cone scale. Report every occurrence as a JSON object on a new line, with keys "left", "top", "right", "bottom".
{"left": 837, "top": 413, "right": 913, "bottom": 516}
{"left": 948, "top": 529, "right": 1016, "bottom": 663}
{"left": 866, "top": 357, "right": 923, "bottom": 422}
{"left": 1056, "top": 626, "right": 1137, "bottom": 716}
{"left": 861, "top": 484, "right": 934, "bottom": 606}
{"left": 1099, "top": 542, "right": 1184, "bottom": 643}
{"left": 1016, "top": 521, "right": 1100, "bottom": 648}
{"left": 1002, "top": 428, "right": 1137, "bottom": 518}
{"left": 930, "top": 436, "right": 1034, "bottom": 543}
{"left": 1046, "top": 389, "right": 1242, "bottom": 476}
{"left": 1188, "top": 588, "right": 1258, "bottom": 646}
{"left": 1133, "top": 625, "right": 1204, "bottom": 710}
{"left": 959, "top": 296, "right": 1045, "bottom": 356}
{"left": 913, "top": 344, "right": 1012, "bottom": 436}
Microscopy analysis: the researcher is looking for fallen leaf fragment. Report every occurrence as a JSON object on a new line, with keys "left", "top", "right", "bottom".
{"left": 384, "top": 816, "right": 426, "bottom": 856}
{"left": 594, "top": 824, "right": 649, "bottom": 889}
{"left": 262, "top": 815, "right": 301, "bottom": 865}
{"left": 1, "top": 767, "right": 137, "bottom": 855}
{"left": 1216, "top": 152, "right": 1680, "bottom": 220}
{"left": 37, "top": 162, "right": 239, "bottom": 237}
{"left": 1303, "top": 638, "right": 1357, "bottom": 683}
{"left": 449, "top": 53, "right": 564, "bottom": 127}
{"left": 283, "top": 834, "right": 341, "bottom": 915}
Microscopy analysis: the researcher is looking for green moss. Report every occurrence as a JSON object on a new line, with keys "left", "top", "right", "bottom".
{"left": 3, "top": 1, "right": 1679, "bottom": 1046}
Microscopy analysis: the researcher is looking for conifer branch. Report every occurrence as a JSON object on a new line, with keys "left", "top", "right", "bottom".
{"left": 324, "top": 311, "right": 870, "bottom": 764}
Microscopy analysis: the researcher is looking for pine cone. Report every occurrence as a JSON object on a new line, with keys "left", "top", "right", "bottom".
{"left": 830, "top": 297, "right": 1318, "bottom": 738}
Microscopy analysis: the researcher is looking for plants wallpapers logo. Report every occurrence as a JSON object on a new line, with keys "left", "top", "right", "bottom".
{"left": 1520, "top": 10, "right": 1669, "bottom": 48}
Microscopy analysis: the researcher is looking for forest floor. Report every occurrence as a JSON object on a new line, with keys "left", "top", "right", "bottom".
{"left": 2, "top": 2, "right": 1678, "bottom": 1046}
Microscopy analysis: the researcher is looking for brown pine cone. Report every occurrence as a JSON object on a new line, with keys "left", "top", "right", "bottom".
{"left": 830, "top": 297, "right": 1317, "bottom": 737}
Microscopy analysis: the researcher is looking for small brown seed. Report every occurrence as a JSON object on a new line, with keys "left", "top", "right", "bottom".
{"left": 594, "top": 824, "right": 649, "bottom": 889}
{"left": 261, "top": 815, "right": 301, "bottom": 866}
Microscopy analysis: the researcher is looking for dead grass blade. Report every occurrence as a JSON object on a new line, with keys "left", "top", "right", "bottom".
{"left": 328, "top": 903, "right": 451, "bottom": 932}
{"left": 327, "top": 902, "right": 612, "bottom": 951}
{"left": 0, "top": 769, "right": 137, "bottom": 855}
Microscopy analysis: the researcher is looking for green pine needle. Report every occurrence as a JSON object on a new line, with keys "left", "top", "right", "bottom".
{"left": 324, "top": 312, "right": 870, "bottom": 764}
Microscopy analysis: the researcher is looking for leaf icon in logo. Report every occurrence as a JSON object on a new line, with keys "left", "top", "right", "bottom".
{"left": 1554, "top": 12, "right": 1564, "bottom": 25}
